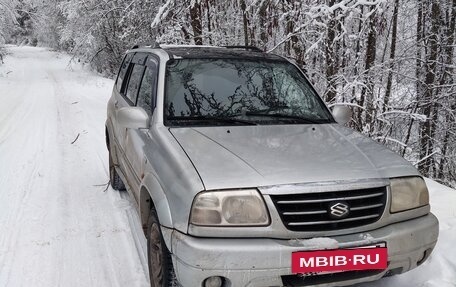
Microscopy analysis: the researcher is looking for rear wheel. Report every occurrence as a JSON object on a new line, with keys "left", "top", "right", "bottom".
{"left": 109, "top": 149, "right": 125, "bottom": 191}
{"left": 147, "top": 207, "right": 180, "bottom": 287}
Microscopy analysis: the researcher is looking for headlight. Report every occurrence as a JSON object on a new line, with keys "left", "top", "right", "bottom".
{"left": 190, "top": 189, "right": 270, "bottom": 226}
{"left": 390, "top": 177, "right": 429, "bottom": 213}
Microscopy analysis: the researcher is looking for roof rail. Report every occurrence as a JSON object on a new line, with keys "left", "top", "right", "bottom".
{"left": 223, "top": 45, "right": 264, "bottom": 52}
{"left": 131, "top": 42, "right": 161, "bottom": 50}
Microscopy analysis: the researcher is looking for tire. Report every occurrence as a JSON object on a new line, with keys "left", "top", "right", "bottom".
{"left": 147, "top": 207, "right": 180, "bottom": 287}
{"left": 109, "top": 150, "right": 125, "bottom": 191}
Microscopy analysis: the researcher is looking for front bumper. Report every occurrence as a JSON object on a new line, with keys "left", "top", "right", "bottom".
{"left": 168, "top": 213, "right": 438, "bottom": 287}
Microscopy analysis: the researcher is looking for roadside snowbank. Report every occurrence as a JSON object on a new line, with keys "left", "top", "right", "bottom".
{"left": 356, "top": 179, "right": 456, "bottom": 287}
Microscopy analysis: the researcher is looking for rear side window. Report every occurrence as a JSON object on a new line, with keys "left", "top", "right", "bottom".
{"left": 116, "top": 53, "right": 133, "bottom": 92}
{"left": 125, "top": 64, "right": 145, "bottom": 104}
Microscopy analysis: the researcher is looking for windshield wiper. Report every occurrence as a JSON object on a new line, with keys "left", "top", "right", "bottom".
{"left": 167, "top": 115, "right": 258, "bottom": 125}
{"left": 254, "top": 105, "right": 290, "bottom": 113}
{"left": 245, "top": 112, "right": 326, "bottom": 124}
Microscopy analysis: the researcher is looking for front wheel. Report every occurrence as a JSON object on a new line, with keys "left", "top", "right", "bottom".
{"left": 147, "top": 207, "right": 180, "bottom": 287}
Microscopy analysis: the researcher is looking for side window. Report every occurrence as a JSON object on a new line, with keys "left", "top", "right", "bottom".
{"left": 137, "top": 66, "right": 157, "bottom": 117}
{"left": 125, "top": 64, "right": 145, "bottom": 105}
{"left": 116, "top": 53, "right": 133, "bottom": 92}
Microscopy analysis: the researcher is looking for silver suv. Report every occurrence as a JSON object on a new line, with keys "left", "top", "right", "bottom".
{"left": 105, "top": 44, "right": 438, "bottom": 287}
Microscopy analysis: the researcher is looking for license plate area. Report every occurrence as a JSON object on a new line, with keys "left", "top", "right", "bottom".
{"left": 291, "top": 244, "right": 387, "bottom": 274}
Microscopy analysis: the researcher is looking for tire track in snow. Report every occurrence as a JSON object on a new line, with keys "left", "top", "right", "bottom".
{"left": 0, "top": 48, "right": 61, "bottom": 286}
{"left": 44, "top": 62, "right": 144, "bottom": 287}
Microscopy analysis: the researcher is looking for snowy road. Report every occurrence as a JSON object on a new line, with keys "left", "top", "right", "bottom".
{"left": 0, "top": 46, "right": 149, "bottom": 287}
{"left": 0, "top": 46, "right": 455, "bottom": 287}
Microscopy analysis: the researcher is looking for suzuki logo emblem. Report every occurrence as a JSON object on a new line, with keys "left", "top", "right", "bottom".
{"left": 328, "top": 202, "right": 350, "bottom": 219}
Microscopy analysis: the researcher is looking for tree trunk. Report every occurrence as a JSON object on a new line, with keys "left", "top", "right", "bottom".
{"left": 383, "top": 0, "right": 399, "bottom": 113}
{"left": 205, "top": 0, "right": 212, "bottom": 45}
{"left": 189, "top": 1, "right": 203, "bottom": 45}
{"left": 289, "top": 1, "right": 304, "bottom": 67}
{"left": 415, "top": 1, "right": 424, "bottom": 99}
{"left": 360, "top": 6, "right": 378, "bottom": 131}
{"left": 239, "top": 0, "right": 249, "bottom": 46}
{"left": 401, "top": 104, "right": 419, "bottom": 157}
{"left": 283, "top": 0, "right": 292, "bottom": 54}
{"left": 418, "top": 2, "right": 440, "bottom": 174}
{"left": 325, "top": 0, "right": 337, "bottom": 103}
{"left": 437, "top": 0, "right": 456, "bottom": 179}
{"left": 258, "top": 0, "right": 269, "bottom": 48}
{"left": 353, "top": 6, "right": 364, "bottom": 130}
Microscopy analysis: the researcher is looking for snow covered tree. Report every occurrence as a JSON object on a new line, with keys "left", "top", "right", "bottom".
{"left": 1, "top": 0, "right": 455, "bottom": 187}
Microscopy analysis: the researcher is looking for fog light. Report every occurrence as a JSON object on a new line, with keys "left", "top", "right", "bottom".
{"left": 204, "top": 276, "right": 222, "bottom": 287}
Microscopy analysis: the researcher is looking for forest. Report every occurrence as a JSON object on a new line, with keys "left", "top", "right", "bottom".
{"left": 1, "top": 0, "right": 455, "bottom": 187}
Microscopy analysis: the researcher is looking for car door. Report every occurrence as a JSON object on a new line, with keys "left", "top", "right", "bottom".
{"left": 111, "top": 53, "right": 147, "bottom": 193}
{"left": 110, "top": 52, "right": 133, "bottom": 153}
{"left": 124, "top": 55, "right": 159, "bottom": 200}
{"left": 113, "top": 53, "right": 147, "bottom": 151}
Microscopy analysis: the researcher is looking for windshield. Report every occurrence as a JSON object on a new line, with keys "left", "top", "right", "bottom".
{"left": 164, "top": 59, "right": 333, "bottom": 126}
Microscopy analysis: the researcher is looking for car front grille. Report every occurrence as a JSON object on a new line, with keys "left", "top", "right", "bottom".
{"left": 270, "top": 186, "right": 387, "bottom": 232}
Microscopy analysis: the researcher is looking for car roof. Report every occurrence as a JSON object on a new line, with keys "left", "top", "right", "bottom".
{"left": 130, "top": 45, "right": 286, "bottom": 62}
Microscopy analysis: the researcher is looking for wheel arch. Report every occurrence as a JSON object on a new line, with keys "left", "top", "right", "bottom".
{"left": 105, "top": 120, "right": 120, "bottom": 166}
{"left": 105, "top": 119, "right": 114, "bottom": 150}
{"left": 105, "top": 126, "right": 110, "bottom": 150}
{"left": 140, "top": 173, "right": 174, "bottom": 230}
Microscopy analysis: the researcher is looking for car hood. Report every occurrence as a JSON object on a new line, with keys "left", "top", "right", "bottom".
{"left": 170, "top": 124, "right": 419, "bottom": 190}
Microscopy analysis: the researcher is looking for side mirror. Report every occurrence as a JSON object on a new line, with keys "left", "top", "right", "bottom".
{"left": 117, "top": 107, "right": 149, "bottom": 129}
{"left": 332, "top": 105, "right": 352, "bottom": 125}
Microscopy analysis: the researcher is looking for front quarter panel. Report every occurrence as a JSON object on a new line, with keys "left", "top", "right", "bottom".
{"left": 142, "top": 123, "right": 205, "bottom": 233}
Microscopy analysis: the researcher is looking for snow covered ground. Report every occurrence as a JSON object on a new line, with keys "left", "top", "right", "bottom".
{"left": 0, "top": 46, "right": 149, "bottom": 287}
{"left": 0, "top": 46, "right": 455, "bottom": 287}
{"left": 356, "top": 178, "right": 456, "bottom": 287}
